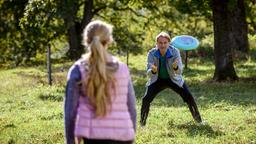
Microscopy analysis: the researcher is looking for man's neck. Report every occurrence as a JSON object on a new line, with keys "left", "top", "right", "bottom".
{"left": 159, "top": 49, "right": 167, "bottom": 56}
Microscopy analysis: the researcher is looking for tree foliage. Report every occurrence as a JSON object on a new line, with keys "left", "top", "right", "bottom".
{"left": 0, "top": 0, "right": 28, "bottom": 66}
{"left": 0, "top": 0, "right": 255, "bottom": 75}
{"left": 19, "top": 0, "right": 148, "bottom": 60}
{"left": 246, "top": 0, "right": 256, "bottom": 34}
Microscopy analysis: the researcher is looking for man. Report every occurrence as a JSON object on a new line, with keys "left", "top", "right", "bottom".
{"left": 140, "top": 32, "right": 202, "bottom": 126}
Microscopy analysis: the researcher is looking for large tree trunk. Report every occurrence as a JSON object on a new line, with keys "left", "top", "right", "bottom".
{"left": 67, "top": 23, "right": 82, "bottom": 60}
{"left": 230, "top": 0, "right": 249, "bottom": 53}
{"left": 65, "top": 0, "right": 94, "bottom": 60}
{"left": 212, "top": 0, "right": 238, "bottom": 81}
{"left": 81, "top": 0, "right": 93, "bottom": 31}
{"left": 64, "top": 0, "right": 81, "bottom": 60}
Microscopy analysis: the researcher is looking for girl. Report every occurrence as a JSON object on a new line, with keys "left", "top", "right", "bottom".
{"left": 64, "top": 20, "right": 136, "bottom": 144}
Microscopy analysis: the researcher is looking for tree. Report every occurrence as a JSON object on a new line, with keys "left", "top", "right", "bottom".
{"left": 20, "top": 0, "right": 145, "bottom": 61}
{"left": 229, "top": 0, "right": 249, "bottom": 53}
{"left": 246, "top": 0, "right": 256, "bottom": 34}
{"left": 168, "top": 0, "right": 251, "bottom": 81}
{"left": 58, "top": 0, "right": 90, "bottom": 60}
{"left": 171, "top": 0, "right": 249, "bottom": 53}
{"left": 212, "top": 0, "right": 238, "bottom": 81}
{"left": 0, "top": 0, "right": 29, "bottom": 66}
{"left": 20, "top": 0, "right": 65, "bottom": 65}
{"left": 60, "top": 0, "right": 146, "bottom": 60}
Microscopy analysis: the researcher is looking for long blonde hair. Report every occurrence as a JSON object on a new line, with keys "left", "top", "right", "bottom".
{"left": 82, "top": 20, "right": 116, "bottom": 117}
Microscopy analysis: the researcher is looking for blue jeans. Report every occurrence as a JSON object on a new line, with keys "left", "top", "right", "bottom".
{"left": 140, "top": 78, "right": 202, "bottom": 126}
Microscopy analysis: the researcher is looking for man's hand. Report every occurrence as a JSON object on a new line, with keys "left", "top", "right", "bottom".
{"left": 172, "top": 58, "right": 179, "bottom": 70}
{"left": 151, "top": 64, "right": 157, "bottom": 73}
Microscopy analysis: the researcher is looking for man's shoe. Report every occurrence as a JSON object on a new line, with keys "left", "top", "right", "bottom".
{"left": 140, "top": 120, "right": 146, "bottom": 127}
{"left": 194, "top": 115, "right": 202, "bottom": 123}
{"left": 198, "top": 120, "right": 208, "bottom": 126}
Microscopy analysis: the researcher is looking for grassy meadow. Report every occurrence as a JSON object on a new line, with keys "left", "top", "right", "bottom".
{"left": 0, "top": 53, "right": 256, "bottom": 144}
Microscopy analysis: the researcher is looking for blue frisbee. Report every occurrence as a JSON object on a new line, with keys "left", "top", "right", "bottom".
{"left": 170, "top": 35, "right": 200, "bottom": 50}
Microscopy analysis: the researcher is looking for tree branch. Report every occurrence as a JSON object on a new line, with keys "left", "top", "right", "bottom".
{"left": 93, "top": 5, "right": 107, "bottom": 15}
{"left": 81, "top": 0, "right": 93, "bottom": 32}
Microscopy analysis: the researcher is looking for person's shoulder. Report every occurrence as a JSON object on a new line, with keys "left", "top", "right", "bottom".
{"left": 74, "top": 57, "right": 87, "bottom": 66}
{"left": 148, "top": 47, "right": 157, "bottom": 52}
{"left": 148, "top": 47, "right": 157, "bottom": 55}
{"left": 168, "top": 45, "right": 176, "bottom": 50}
{"left": 112, "top": 56, "right": 127, "bottom": 68}
{"left": 69, "top": 58, "right": 88, "bottom": 74}
{"left": 169, "top": 45, "right": 180, "bottom": 53}
{"left": 111, "top": 56, "right": 130, "bottom": 75}
{"left": 67, "top": 59, "right": 83, "bottom": 80}
{"left": 69, "top": 59, "right": 81, "bottom": 72}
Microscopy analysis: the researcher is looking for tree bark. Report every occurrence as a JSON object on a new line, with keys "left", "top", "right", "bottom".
{"left": 64, "top": 0, "right": 80, "bottom": 60}
{"left": 65, "top": 0, "right": 94, "bottom": 60}
{"left": 47, "top": 43, "right": 52, "bottom": 86}
{"left": 230, "top": 0, "right": 249, "bottom": 53}
{"left": 67, "top": 24, "right": 83, "bottom": 60}
{"left": 81, "top": 0, "right": 93, "bottom": 31}
{"left": 212, "top": 0, "right": 238, "bottom": 81}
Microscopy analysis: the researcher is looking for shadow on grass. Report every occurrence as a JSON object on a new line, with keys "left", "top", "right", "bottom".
{"left": 168, "top": 121, "right": 224, "bottom": 138}
{"left": 178, "top": 123, "right": 224, "bottom": 138}
{"left": 183, "top": 67, "right": 211, "bottom": 77}
{"left": 40, "top": 112, "right": 63, "bottom": 120}
{"left": 149, "top": 79, "right": 256, "bottom": 108}
{"left": 0, "top": 123, "right": 16, "bottom": 132}
{"left": 239, "top": 77, "right": 256, "bottom": 82}
{"left": 131, "top": 62, "right": 256, "bottom": 108}
{"left": 38, "top": 94, "right": 63, "bottom": 102}
{"left": 3, "top": 123, "right": 16, "bottom": 129}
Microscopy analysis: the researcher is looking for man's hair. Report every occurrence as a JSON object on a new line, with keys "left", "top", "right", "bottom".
{"left": 155, "top": 32, "right": 171, "bottom": 42}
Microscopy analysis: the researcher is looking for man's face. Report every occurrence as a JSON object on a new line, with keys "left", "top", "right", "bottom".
{"left": 156, "top": 36, "right": 169, "bottom": 52}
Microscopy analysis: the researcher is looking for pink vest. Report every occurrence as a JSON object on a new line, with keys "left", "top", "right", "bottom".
{"left": 74, "top": 58, "right": 135, "bottom": 141}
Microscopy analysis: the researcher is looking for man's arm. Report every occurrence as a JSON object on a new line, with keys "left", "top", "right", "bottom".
{"left": 146, "top": 50, "right": 157, "bottom": 77}
{"left": 172, "top": 48, "right": 183, "bottom": 75}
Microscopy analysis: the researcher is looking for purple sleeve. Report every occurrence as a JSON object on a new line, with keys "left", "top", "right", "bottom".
{"left": 127, "top": 77, "right": 137, "bottom": 132}
{"left": 64, "top": 65, "right": 81, "bottom": 144}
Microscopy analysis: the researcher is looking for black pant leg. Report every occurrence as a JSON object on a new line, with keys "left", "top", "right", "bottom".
{"left": 166, "top": 80, "right": 202, "bottom": 123}
{"left": 140, "top": 79, "right": 167, "bottom": 126}
{"left": 182, "top": 83, "right": 202, "bottom": 122}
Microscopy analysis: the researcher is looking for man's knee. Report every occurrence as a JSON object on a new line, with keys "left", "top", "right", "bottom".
{"left": 184, "top": 95, "right": 197, "bottom": 106}
{"left": 180, "top": 92, "right": 195, "bottom": 104}
{"left": 142, "top": 94, "right": 154, "bottom": 104}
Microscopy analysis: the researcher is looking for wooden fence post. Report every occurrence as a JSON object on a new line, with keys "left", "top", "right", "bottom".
{"left": 47, "top": 44, "right": 52, "bottom": 86}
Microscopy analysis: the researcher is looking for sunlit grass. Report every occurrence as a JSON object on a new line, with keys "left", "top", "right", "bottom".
{"left": 0, "top": 54, "right": 255, "bottom": 143}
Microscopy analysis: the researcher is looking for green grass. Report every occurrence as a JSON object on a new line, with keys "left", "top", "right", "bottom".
{"left": 0, "top": 55, "right": 256, "bottom": 144}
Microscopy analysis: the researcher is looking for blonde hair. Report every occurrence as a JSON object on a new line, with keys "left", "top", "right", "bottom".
{"left": 155, "top": 32, "right": 171, "bottom": 42}
{"left": 82, "top": 20, "right": 115, "bottom": 117}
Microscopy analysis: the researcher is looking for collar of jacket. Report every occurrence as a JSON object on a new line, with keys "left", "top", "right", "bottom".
{"left": 153, "top": 46, "right": 172, "bottom": 58}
